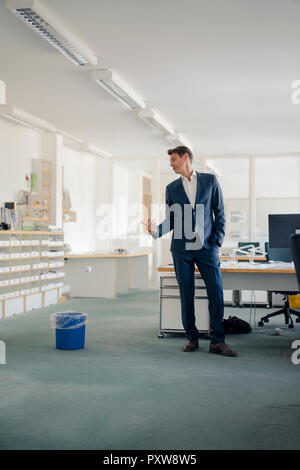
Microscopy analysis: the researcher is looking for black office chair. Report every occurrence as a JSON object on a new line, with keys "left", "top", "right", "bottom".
{"left": 258, "top": 242, "right": 300, "bottom": 328}
{"left": 289, "top": 233, "right": 300, "bottom": 289}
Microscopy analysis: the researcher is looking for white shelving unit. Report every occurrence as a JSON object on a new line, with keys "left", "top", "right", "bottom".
{"left": 24, "top": 159, "right": 51, "bottom": 225}
{"left": 0, "top": 231, "right": 66, "bottom": 319}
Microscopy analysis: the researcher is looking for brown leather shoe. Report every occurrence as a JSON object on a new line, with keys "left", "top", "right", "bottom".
{"left": 209, "top": 342, "right": 237, "bottom": 357}
{"left": 183, "top": 340, "right": 199, "bottom": 352}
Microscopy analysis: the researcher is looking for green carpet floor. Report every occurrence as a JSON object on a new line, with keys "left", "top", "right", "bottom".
{"left": 0, "top": 290, "right": 299, "bottom": 450}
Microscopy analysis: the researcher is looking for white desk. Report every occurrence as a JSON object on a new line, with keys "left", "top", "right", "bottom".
{"left": 158, "top": 262, "right": 298, "bottom": 292}
{"left": 65, "top": 252, "right": 152, "bottom": 298}
{"left": 157, "top": 263, "right": 298, "bottom": 333}
{"left": 220, "top": 262, "right": 297, "bottom": 292}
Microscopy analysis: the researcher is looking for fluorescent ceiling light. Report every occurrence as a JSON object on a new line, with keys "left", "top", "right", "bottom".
{"left": 59, "top": 130, "right": 84, "bottom": 145}
{"left": 138, "top": 109, "right": 174, "bottom": 136}
{"left": 167, "top": 134, "right": 193, "bottom": 151}
{"left": 6, "top": 0, "right": 97, "bottom": 66}
{"left": 60, "top": 132, "right": 111, "bottom": 159}
{"left": 92, "top": 70, "right": 145, "bottom": 110}
{"left": 59, "top": 131, "right": 84, "bottom": 151}
{"left": 80, "top": 142, "right": 112, "bottom": 159}
{"left": 0, "top": 104, "right": 56, "bottom": 132}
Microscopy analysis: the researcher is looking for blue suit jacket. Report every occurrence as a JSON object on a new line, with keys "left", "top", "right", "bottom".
{"left": 156, "top": 172, "right": 225, "bottom": 252}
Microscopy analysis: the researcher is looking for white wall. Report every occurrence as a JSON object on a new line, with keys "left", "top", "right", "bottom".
{"left": 62, "top": 145, "right": 111, "bottom": 252}
{"left": 112, "top": 163, "right": 153, "bottom": 250}
{"left": 0, "top": 116, "right": 42, "bottom": 203}
{"left": 112, "top": 164, "right": 130, "bottom": 240}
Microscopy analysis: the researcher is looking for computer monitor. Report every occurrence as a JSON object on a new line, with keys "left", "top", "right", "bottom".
{"left": 265, "top": 242, "right": 292, "bottom": 263}
{"left": 268, "top": 213, "right": 300, "bottom": 249}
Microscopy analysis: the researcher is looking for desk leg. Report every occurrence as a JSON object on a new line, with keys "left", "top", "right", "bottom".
{"left": 129, "top": 255, "right": 149, "bottom": 290}
{"left": 116, "top": 258, "right": 130, "bottom": 294}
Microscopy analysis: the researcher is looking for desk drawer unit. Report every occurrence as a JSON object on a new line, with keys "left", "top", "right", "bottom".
{"left": 240, "top": 290, "right": 268, "bottom": 305}
{"left": 159, "top": 275, "right": 210, "bottom": 336}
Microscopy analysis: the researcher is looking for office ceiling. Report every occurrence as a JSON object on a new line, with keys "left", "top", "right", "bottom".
{"left": 1, "top": 0, "right": 300, "bottom": 159}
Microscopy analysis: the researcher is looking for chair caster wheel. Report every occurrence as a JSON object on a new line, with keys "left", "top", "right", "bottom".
{"left": 258, "top": 321, "right": 264, "bottom": 327}
{"left": 158, "top": 333, "right": 164, "bottom": 338}
{"left": 264, "top": 318, "right": 269, "bottom": 323}
{"left": 288, "top": 324, "right": 294, "bottom": 329}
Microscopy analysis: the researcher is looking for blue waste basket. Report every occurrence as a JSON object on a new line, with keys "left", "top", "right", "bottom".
{"left": 51, "top": 312, "right": 88, "bottom": 350}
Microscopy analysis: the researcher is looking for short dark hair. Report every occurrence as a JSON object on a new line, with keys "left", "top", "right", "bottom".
{"left": 167, "top": 145, "right": 193, "bottom": 163}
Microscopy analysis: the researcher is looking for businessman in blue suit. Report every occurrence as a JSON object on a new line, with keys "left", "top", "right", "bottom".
{"left": 148, "top": 146, "right": 237, "bottom": 357}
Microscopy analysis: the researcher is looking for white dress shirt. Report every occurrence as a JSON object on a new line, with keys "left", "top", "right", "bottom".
{"left": 181, "top": 169, "right": 203, "bottom": 246}
{"left": 151, "top": 169, "right": 200, "bottom": 241}
{"left": 181, "top": 170, "right": 197, "bottom": 208}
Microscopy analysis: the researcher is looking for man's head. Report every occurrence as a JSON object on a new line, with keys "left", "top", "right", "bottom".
{"left": 167, "top": 146, "right": 193, "bottom": 175}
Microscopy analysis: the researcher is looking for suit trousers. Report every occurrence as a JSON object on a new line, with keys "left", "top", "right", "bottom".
{"left": 172, "top": 247, "right": 225, "bottom": 344}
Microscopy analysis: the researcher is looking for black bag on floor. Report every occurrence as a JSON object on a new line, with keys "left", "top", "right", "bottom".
{"left": 222, "top": 316, "right": 252, "bottom": 334}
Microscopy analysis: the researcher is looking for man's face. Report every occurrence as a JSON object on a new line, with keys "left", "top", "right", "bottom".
{"left": 169, "top": 152, "right": 187, "bottom": 174}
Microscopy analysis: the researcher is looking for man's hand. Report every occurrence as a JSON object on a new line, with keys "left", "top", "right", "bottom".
{"left": 141, "top": 219, "right": 157, "bottom": 236}
{"left": 147, "top": 219, "right": 157, "bottom": 236}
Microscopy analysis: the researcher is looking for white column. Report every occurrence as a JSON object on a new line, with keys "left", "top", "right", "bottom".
{"left": 151, "top": 159, "right": 161, "bottom": 288}
{"left": 95, "top": 157, "right": 114, "bottom": 251}
{"left": 42, "top": 133, "right": 63, "bottom": 228}
{"left": 249, "top": 155, "right": 256, "bottom": 241}
{"left": 108, "top": 158, "right": 114, "bottom": 207}
{"left": 107, "top": 157, "right": 114, "bottom": 251}
{"left": 0, "top": 80, "right": 6, "bottom": 104}
{"left": 299, "top": 156, "right": 300, "bottom": 212}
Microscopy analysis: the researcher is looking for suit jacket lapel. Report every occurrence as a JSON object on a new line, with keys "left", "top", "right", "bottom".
{"left": 177, "top": 177, "right": 191, "bottom": 206}
{"left": 195, "top": 171, "right": 201, "bottom": 205}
